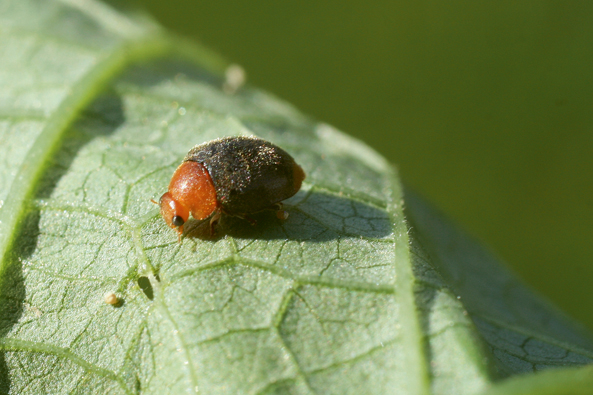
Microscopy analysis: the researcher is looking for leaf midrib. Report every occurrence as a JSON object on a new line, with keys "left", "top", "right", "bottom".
{"left": 388, "top": 169, "right": 431, "bottom": 394}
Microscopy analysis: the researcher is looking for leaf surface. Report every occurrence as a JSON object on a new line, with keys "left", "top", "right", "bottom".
{"left": 0, "top": 1, "right": 592, "bottom": 394}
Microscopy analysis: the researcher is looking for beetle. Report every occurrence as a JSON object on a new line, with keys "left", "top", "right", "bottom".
{"left": 157, "top": 136, "right": 306, "bottom": 236}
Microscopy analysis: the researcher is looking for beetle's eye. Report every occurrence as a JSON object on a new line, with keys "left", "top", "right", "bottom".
{"left": 172, "top": 215, "right": 185, "bottom": 227}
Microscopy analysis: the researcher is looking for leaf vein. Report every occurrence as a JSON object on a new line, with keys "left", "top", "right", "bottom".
{"left": 0, "top": 337, "right": 133, "bottom": 394}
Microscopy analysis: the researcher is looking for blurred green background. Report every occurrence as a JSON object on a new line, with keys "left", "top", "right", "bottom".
{"left": 138, "top": 0, "right": 593, "bottom": 332}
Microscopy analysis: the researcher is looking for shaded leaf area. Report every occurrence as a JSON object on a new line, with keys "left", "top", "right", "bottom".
{"left": 405, "top": 190, "right": 593, "bottom": 379}
{"left": 1, "top": 1, "right": 593, "bottom": 395}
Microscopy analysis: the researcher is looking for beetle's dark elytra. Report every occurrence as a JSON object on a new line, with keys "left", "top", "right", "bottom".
{"left": 184, "top": 136, "right": 305, "bottom": 215}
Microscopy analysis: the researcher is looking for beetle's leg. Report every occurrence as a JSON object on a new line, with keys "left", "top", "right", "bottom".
{"left": 272, "top": 202, "right": 289, "bottom": 220}
{"left": 176, "top": 225, "right": 184, "bottom": 243}
{"left": 209, "top": 209, "right": 222, "bottom": 236}
{"left": 232, "top": 212, "right": 257, "bottom": 226}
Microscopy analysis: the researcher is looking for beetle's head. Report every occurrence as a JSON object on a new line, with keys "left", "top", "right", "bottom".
{"left": 159, "top": 192, "right": 188, "bottom": 233}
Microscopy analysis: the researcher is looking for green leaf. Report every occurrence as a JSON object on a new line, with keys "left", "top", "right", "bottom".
{"left": 479, "top": 365, "right": 593, "bottom": 395}
{"left": 404, "top": 191, "right": 593, "bottom": 394}
{"left": 0, "top": 1, "right": 592, "bottom": 394}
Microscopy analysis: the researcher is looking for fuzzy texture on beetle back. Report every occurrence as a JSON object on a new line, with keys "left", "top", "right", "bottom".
{"left": 184, "top": 136, "right": 305, "bottom": 215}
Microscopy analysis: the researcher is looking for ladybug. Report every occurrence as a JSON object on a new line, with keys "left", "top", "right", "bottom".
{"left": 157, "top": 136, "right": 306, "bottom": 236}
